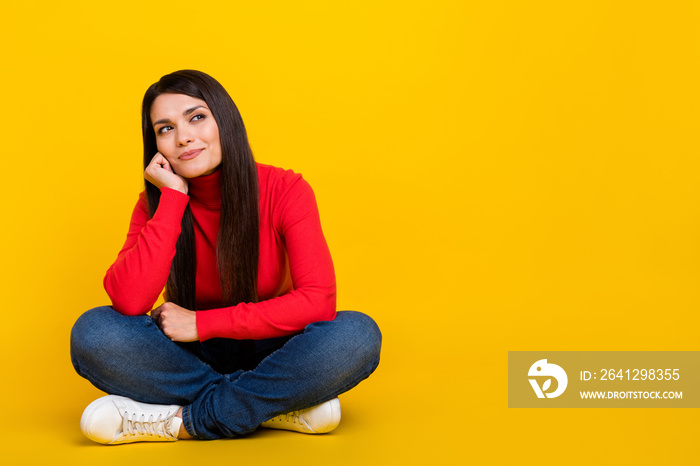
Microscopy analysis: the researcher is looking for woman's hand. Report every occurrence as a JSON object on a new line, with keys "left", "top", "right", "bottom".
{"left": 151, "top": 302, "right": 199, "bottom": 342}
{"left": 144, "top": 152, "right": 188, "bottom": 195}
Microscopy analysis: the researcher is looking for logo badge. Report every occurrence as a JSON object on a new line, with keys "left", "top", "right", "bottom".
{"left": 528, "top": 359, "right": 568, "bottom": 398}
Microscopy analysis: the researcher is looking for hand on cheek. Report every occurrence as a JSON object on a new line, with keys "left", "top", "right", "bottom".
{"left": 144, "top": 152, "right": 189, "bottom": 195}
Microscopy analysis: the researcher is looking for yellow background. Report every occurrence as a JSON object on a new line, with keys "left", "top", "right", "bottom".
{"left": 1, "top": 0, "right": 699, "bottom": 463}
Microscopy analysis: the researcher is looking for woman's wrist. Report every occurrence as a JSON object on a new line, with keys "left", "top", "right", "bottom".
{"left": 166, "top": 183, "right": 188, "bottom": 195}
{"left": 160, "top": 184, "right": 188, "bottom": 196}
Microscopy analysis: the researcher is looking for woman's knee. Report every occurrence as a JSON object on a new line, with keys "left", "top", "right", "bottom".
{"left": 70, "top": 306, "right": 144, "bottom": 372}
{"left": 72, "top": 306, "right": 118, "bottom": 344}
{"left": 333, "top": 311, "right": 382, "bottom": 367}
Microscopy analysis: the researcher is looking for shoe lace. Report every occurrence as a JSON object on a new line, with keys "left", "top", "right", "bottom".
{"left": 122, "top": 410, "right": 176, "bottom": 439}
{"left": 272, "top": 410, "right": 302, "bottom": 425}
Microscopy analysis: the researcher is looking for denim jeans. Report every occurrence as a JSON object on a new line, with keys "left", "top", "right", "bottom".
{"left": 70, "top": 306, "right": 381, "bottom": 439}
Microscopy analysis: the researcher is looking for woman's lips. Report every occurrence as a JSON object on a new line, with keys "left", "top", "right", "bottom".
{"left": 179, "top": 148, "right": 203, "bottom": 160}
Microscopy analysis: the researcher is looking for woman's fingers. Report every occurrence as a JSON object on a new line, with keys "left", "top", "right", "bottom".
{"left": 151, "top": 152, "right": 173, "bottom": 172}
{"left": 144, "top": 152, "right": 189, "bottom": 194}
{"left": 146, "top": 152, "right": 170, "bottom": 175}
{"left": 151, "top": 305, "right": 162, "bottom": 323}
{"left": 151, "top": 302, "right": 199, "bottom": 342}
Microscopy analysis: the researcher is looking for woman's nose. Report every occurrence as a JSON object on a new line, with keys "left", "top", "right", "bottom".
{"left": 177, "top": 131, "right": 194, "bottom": 146}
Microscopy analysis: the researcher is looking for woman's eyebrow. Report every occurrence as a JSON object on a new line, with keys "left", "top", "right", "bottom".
{"left": 183, "top": 105, "right": 206, "bottom": 116}
{"left": 153, "top": 106, "right": 207, "bottom": 126}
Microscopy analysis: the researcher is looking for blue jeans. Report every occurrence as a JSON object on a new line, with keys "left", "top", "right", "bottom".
{"left": 70, "top": 307, "right": 381, "bottom": 440}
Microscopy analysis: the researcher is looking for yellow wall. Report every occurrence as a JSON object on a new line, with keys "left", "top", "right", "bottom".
{"left": 2, "top": 1, "right": 699, "bottom": 463}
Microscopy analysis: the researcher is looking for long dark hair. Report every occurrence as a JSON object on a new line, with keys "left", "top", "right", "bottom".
{"left": 142, "top": 70, "right": 259, "bottom": 310}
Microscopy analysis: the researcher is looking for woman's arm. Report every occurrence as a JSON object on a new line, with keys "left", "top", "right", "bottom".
{"left": 103, "top": 188, "right": 189, "bottom": 315}
{"left": 104, "top": 153, "right": 190, "bottom": 315}
{"left": 196, "top": 172, "right": 337, "bottom": 340}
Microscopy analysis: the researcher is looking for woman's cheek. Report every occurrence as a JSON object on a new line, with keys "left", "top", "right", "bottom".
{"left": 168, "top": 158, "right": 181, "bottom": 173}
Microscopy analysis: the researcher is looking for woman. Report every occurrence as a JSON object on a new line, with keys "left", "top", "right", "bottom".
{"left": 70, "top": 70, "right": 382, "bottom": 444}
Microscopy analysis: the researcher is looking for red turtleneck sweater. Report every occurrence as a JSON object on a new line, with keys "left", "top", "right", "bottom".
{"left": 103, "top": 163, "right": 337, "bottom": 341}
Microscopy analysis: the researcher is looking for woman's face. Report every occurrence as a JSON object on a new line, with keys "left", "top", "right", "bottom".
{"left": 150, "top": 93, "right": 222, "bottom": 178}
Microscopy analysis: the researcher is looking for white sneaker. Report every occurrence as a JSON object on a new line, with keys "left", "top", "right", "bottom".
{"left": 80, "top": 395, "right": 182, "bottom": 445}
{"left": 261, "top": 398, "right": 341, "bottom": 434}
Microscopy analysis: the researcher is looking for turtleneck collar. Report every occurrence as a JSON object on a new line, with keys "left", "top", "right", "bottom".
{"left": 187, "top": 167, "right": 222, "bottom": 207}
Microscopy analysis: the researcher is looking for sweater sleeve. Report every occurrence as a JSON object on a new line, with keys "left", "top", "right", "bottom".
{"left": 104, "top": 188, "right": 190, "bottom": 315}
{"left": 196, "top": 175, "right": 337, "bottom": 340}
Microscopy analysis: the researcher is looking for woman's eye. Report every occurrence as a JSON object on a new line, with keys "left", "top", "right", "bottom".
{"left": 157, "top": 125, "right": 173, "bottom": 135}
{"left": 191, "top": 114, "right": 205, "bottom": 122}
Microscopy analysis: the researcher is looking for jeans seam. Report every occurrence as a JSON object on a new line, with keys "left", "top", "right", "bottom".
{"left": 182, "top": 405, "right": 199, "bottom": 438}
